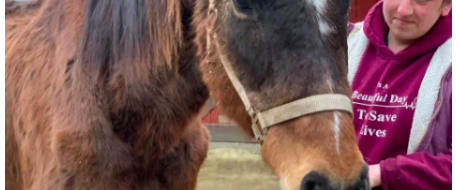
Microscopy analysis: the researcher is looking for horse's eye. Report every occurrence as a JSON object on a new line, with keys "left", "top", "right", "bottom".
{"left": 232, "top": 0, "right": 252, "bottom": 12}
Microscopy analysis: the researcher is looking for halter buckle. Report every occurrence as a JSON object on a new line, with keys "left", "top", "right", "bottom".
{"left": 249, "top": 107, "right": 265, "bottom": 142}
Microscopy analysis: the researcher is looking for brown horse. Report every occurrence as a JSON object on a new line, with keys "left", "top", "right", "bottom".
{"left": 6, "top": 0, "right": 368, "bottom": 189}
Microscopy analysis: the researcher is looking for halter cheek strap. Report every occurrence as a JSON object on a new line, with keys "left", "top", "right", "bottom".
{"left": 216, "top": 41, "right": 353, "bottom": 142}
{"left": 207, "top": 5, "right": 353, "bottom": 142}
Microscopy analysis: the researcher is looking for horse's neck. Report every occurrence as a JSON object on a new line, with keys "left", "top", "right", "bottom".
{"left": 29, "top": 0, "right": 207, "bottom": 157}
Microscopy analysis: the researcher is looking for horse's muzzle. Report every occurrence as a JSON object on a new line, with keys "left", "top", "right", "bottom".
{"left": 300, "top": 164, "right": 369, "bottom": 190}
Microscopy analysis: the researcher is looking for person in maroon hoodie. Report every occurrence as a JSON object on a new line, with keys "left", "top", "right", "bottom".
{"left": 347, "top": 0, "right": 452, "bottom": 189}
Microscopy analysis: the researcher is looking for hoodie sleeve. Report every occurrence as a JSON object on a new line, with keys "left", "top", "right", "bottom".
{"left": 379, "top": 147, "right": 451, "bottom": 190}
{"left": 379, "top": 96, "right": 452, "bottom": 190}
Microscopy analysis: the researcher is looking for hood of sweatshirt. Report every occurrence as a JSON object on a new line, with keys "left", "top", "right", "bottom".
{"left": 363, "top": 1, "right": 452, "bottom": 61}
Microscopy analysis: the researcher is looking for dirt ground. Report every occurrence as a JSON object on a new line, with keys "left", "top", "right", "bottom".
{"left": 196, "top": 147, "right": 280, "bottom": 190}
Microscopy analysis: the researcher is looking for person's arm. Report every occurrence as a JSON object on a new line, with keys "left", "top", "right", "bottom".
{"left": 379, "top": 147, "right": 451, "bottom": 190}
{"left": 378, "top": 96, "right": 452, "bottom": 190}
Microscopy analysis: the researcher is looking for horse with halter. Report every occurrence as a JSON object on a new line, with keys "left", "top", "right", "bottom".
{"left": 6, "top": 0, "right": 368, "bottom": 189}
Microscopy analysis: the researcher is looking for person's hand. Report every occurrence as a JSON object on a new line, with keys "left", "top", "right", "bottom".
{"left": 369, "top": 164, "right": 381, "bottom": 188}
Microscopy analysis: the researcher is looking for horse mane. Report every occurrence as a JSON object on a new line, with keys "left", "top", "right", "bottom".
{"left": 80, "top": 0, "right": 183, "bottom": 80}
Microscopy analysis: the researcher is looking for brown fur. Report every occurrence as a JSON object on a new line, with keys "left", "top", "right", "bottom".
{"left": 194, "top": 0, "right": 368, "bottom": 189}
{"left": 6, "top": 0, "right": 368, "bottom": 189}
{"left": 6, "top": 0, "right": 208, "bottom": 189}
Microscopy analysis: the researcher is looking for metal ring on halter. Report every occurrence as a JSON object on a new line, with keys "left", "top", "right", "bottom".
{"left": 250, "top": 109, "right": 266, "bottom": 142}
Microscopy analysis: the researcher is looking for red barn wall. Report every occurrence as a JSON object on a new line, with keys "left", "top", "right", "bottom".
{"left": 349, "top": 0, "right": 379, "bottom": 22}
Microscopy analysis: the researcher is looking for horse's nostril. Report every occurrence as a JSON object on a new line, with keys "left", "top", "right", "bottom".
{"left": 300, "top": 171, "right": 330, "bottom": 190}
{"left": 300, "top": 164, "right": 370, "bottom": 190}
{"left": 353, "top": 163, "right": 370, "bottom": 190}
{"left": 303, "top": 180, "right": 317, "bottom": 190}
{"left": 353, "top": 177, "right": 370, "bottom": 190}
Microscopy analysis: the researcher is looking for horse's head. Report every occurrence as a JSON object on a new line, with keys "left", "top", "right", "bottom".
{"left": 194, "top": 0, "right": 368, "bottom": 189}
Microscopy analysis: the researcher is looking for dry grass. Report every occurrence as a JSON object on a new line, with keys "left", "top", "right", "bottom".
{"left": 197, "top": 148, "right": 280, "bottom": 190}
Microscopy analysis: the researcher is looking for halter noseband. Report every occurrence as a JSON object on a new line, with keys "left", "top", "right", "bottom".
{"left": 217, "top": 46, "right": 353, "bottom": 142}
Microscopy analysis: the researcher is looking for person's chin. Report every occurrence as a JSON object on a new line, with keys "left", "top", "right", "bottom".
{"left": 391, "top": 29, "right": 414, "bottom": 41}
